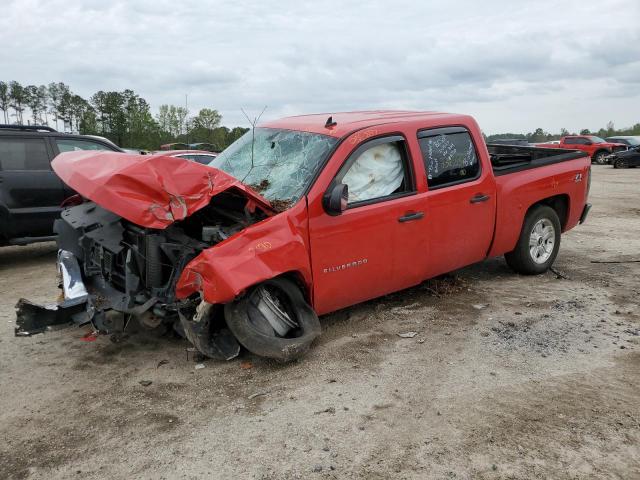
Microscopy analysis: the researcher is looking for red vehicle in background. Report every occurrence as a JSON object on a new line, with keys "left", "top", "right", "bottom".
{"left": 537, "top": 135, "right": 627, "bottom": 164}
{"left": 16, "top": 111, "right": 592, "bottom": 363}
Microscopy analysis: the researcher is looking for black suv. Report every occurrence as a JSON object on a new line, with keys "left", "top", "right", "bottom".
{"left": 0, "top": 125, "right": 123, "bottom": 246}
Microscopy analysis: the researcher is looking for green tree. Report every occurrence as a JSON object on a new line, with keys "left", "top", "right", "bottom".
{"left": 605, "top": 121, "right": 615, "bottom": 137}
{"left": 46, "top": 82, "right": 74, "bottom": 131}
{"left": 175, "top": 106, "right": 188, "bottom": 136}
{"left": 24, "top": 85, "right": 42, "bottom": 124}
{"left": 527, "top": 127, "right": 549, "bottom": 143}
{"left": 188, "top": 108, "right": 223, "bottom": 145}
{"left": 9, "top": 81, "right": 26, "bottom": 124}
{"left": 90, "top": 91, "right": 107, "bottom": 135}
{"left": 48, "top": 82, "right": 60, "bottom": 129}
{"left": 68, "top": 94, "right": 91, "bottom": 133}
{"left": 0, "top": 81, "right": 10, "bottom": 123}
{"left": 156, "top": 104, "right": 182, "bottom": 138}
{"left": 227, "top": 126, "right": 249, "bottom": 145}
{"left": 192, "top": 108, "right": 222, "bottom": 131}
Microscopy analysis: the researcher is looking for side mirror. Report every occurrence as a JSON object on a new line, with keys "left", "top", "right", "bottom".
{"left": 323, "top": 183, "right": 349, "bottom": 215}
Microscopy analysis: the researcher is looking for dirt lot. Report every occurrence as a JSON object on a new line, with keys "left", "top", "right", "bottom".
{"left": 0, "top": 166, "right": 638, "bottom": 479}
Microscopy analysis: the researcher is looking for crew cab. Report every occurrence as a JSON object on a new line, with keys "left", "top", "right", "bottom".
{"left": 537, "top": 135, "right": 627, "bottom": 164}
{"left": 15, "top": 111, "right": 592, "bottom": 362}
{"left": 0, "top": 124, "right": 122, "bottom": 246}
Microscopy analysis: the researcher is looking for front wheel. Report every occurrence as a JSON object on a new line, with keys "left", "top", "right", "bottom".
{"left": 593, "top": 151, "right": 608, "bottom": 165}
{"left": 614, "top": 158, "right": 628, "bottom": 169}
{"left": 224, "top": 277, "right": 321, "bottom": 362}
{"left": 505, "top": 205, "right": 561, "bottom": 275}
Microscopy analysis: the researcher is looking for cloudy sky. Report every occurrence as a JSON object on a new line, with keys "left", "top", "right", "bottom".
{"left": 1, "top": 0, "right": 638, "bottom": 134}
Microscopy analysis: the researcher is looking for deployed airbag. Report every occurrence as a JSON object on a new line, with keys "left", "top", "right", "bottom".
{"left": 342, "top": 143, "right": 404, "bottom": 203}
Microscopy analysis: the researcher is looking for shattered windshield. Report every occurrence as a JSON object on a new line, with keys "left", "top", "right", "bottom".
{"left": 209, "top": 128, "right": 338, "bottom": 206}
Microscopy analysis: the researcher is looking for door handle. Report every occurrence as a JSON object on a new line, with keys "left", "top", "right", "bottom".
{"left": 470, "top": 194, "right": 490, "bottom": 204}
{"left": 398, "top": 211, "right": 424, "bottom": 223}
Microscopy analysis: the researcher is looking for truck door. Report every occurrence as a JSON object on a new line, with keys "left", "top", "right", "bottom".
{"left": 564, "top": 137, "right": 588, "bottom": 154}
{"left": 0, "top": 135, "right": 64, "bottom": 240}
{"left": 416, "top": 127, "right": 497, "bottom": 277}
{"left": 307, "top": 133, "right": 428, "bottom": 315}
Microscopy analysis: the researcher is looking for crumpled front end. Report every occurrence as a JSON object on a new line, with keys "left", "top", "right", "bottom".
{"left": 15, "top": 191, "right": 318, "bottom": 361}
{"left": 15, "top": 150, "right": 321, "bottom": 361}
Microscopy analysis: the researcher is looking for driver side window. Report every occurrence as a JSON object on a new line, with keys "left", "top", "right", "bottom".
{"left": 337, "top": 138, "right": 413, "bottom": 205}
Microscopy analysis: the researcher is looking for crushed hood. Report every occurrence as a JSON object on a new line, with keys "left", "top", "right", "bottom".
{"left": 52, "top": 151, "right": 274, "bottom": 229}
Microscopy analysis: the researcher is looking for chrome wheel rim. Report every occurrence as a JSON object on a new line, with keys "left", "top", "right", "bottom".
{"left": 529, "top": 218, "right": 555, "bottom": 264}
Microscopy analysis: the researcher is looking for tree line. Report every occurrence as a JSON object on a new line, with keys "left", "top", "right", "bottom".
{"left": 486, "top": 121, "right": 640, "bottom": 144}
{"left": 2, "top": 80, "right": 637, "bottom": 149}
{"left": 0, "top": 80, "right": 248, "bottom": 151}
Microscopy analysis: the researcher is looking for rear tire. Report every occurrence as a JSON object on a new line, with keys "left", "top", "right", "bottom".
{"left": 505, "top": 205, "right": 561, "bottom": 275}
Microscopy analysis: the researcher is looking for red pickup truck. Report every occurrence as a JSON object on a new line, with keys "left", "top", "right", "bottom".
{"left": 537, "top": 135, "right": 627, "bottom": 164}
{"left": 16, "top": 111, "right": 592, "bottom": 362}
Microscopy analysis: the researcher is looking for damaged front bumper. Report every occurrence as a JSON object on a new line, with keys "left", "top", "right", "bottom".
{"left": 15, "top": 250, "right": 93, "bottom": 336}
{"left": 14, "top": 201, "right": 186, "bottom": 337}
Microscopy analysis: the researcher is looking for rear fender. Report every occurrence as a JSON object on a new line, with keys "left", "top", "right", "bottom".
{"left": 175, "top": 200, "right": 313, "bottom": 305}
{"left": 489, "top": 157, "right": 588, "bottom": 257}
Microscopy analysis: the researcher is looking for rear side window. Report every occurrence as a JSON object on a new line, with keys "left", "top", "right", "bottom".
{"left": 0, "top": 137, "right": 50, "bottom": 170}
{"left": 56, "top": 138, "right": 114, "bottom": 152}
{"left": 418, "top": 128, "right": 480, "bottom": 189}
{"left": 564, "top": 138, "right": 578, "bottom": 145}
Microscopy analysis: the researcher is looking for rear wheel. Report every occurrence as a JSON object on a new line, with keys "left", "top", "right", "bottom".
{"left": 505, "top": 205, "right": 561, "bottom": 275}
{"left": 593, "top": 151, "right": 608, "bottom": 165}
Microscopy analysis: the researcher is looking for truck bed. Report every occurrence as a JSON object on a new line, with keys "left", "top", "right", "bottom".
{"left": 487, "top": 144, "right": 588, "bottom": 176}
{"left": 487, "top": 146, "right": 591, "bottom": 259}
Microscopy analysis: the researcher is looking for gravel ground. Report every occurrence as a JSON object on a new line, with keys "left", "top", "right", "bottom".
{"left": 0, "top": 165, "right": 638, "bottom": 479}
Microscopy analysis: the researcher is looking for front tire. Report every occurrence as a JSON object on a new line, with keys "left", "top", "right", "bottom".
{"left": 593, "top": 151, "right": 608, "bottom": 165}
{"left": 614, "top": 158, "right": 628, "bottom": 169}
{"left": 224, "top": 277, "right": 321, "bottom": 362}
{"left": 505, "top": 205, "right": 561, "bottom": 275}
